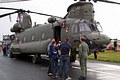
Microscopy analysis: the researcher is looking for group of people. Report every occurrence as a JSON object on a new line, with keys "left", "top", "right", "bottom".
{"left": 47, "top": 38, "right": 71, "bottom": 80}
{"left": 47, "top": 37, "right": 89, "bottom": 80}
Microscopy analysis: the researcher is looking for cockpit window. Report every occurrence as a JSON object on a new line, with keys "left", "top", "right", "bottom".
{"left": 74, "top": 25, "right": 78, "bottom": 33}
{"left": 89, "top": 24, "right": 98, "bottom": 31}
{"left": 71, "top": 24, "right": 78, "bottom": 33}
{"left": 79, "top": 22, "right": 91, "bottom": 31}
{"left": 89, "top": 22, "right": 103, "bottom": 32}
{"left": 71, "top": 25, "right": 75, "bottom": 33}
{"left": 96, "top": 22, "right": 103, "bottom": 32}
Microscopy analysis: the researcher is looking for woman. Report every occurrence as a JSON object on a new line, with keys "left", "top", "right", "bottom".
{"left": 50, "top": 41, "right": 59, "bottom": 79}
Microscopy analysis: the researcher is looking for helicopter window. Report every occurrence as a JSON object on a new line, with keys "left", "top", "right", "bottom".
{"left": 75, "top": 25, "right": 78, "bottom": 33}
{"left": 79, "top": 23, "right": 85, "bottom": 31}
{"left": 31, "top": 34, "right": 35, "bottom": 40}
{"left": 15, "top": 37, "right": 19, "bottom": 41}
{"left": 83, "top": 23, "right": 91, "bottom": 31}
{"left": 79, "top": 22, "right": 91, "bottom": 31}
{"left": 89, "top": 24, "right": 99, "bottom": 31}
{"left": 23, "top": 36, "right": 26, "bottom": 42}
{"left": 71, "top": 25, "right": 75, "bottom": 33}
{"left": 96, "top": 22, "right": 103, "bottom": 32}
{"left": 71, "top": 24, "right": 78, "bottom": 33}
{"left": 42, "top": 32, "right": 45, "bottom": 39}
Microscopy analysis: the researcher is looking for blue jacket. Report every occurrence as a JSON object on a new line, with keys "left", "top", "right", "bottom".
{"left": 50, "top": 45, "right": 59, "bottom": 60}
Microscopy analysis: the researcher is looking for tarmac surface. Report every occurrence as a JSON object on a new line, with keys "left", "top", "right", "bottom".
{"left": 0, "top": 52, "right": 120, "bottom": 80}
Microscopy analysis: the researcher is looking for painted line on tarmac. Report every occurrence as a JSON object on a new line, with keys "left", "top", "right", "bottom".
{"left": 72, "top": 66, "right": 120, "bottom": 77}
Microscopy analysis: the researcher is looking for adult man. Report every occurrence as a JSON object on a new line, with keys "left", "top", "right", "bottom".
{"left": 58, "top": 38, "right": 71, "bottom": 80}
{"left": 78, "top": 37, "right": 89, "bottom": 80}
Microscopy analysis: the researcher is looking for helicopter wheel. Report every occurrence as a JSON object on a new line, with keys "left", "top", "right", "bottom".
{"left": 32, "top": 54, "right": 39, "bottom": 64}
{"left": 9, "top": 51, "right": 15, "bottom": 58}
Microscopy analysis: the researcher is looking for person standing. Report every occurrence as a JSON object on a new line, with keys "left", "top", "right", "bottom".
{"left": 78, "top": 37, "right": 89, "bottom": 80}
{"left": 2, "top": 42, "right": 7, "bottom": 56}
{"left": 113, "top": 40, "right": 117, "bottom": 52}
{"left": 58, "top": 38, "right": 72, "bottom": 80}
{"left": 50, "top": 41, "right": 59, "bottom": 79}
{"left": 5, "top": 42, "right": 11, "bottom": 56}
{"left": 47, "top": 38, "right": 55, "bottom": 76}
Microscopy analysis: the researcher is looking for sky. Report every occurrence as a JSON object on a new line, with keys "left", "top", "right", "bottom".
{"left": 0, "top": 0, "right": 120, "bottom": 40}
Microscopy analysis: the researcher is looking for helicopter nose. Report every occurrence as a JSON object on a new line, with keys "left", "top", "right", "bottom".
{"left": 85, "top": 33, "right": 111, "bottom": 50}
{"left": 98, "top": 34, "right": 111, "bottom": 49}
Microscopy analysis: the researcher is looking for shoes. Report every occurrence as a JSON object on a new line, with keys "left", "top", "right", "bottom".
{"left": 48, "top": 73, "right": 53, "bottom": 76}
{"left": 52, "top": 76, "right": 59, "bottom": 79}
{"left": 55, "top": 76, "right": 58, "bottom": 78}
{"left": 58, "top": 77, "right": 61, "bottom": 80}
{"left": 66, "top": 76, "right": 72, "bottom": 80}
{"left": 52, "top": 76, "right": 56, "bottom": 79}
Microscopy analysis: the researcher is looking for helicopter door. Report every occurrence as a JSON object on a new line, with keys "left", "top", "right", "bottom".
{"left": 60, "top": 26, "right": 69, "bottom": 42}
{"left": 53, "top": 26, "right": 61, "bottom": 43}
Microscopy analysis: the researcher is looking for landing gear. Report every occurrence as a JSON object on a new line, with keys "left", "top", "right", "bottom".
{"left": 70, "top": 50, "right": 77, "bottom": 62}
{"left": 94, "top": 52, "right": 97, "bottom": 59}
{"left": 32, "top": 54, "right": 42, "bottom": 64}
{"left": 9, "top": 51, "right": 15, "bottom": 58}
{"left": 70, "top": 53, "right": 76, "bottom": 62}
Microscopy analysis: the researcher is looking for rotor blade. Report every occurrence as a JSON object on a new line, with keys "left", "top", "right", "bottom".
{"left": 95, "top": 0, "right": 120, "bottom": 5}
{"left": 0, "top": 11, "right": 17, "bottom": 18}
{"left": 0, "top": 0, "right": 29, "bottom": 3}
{"left": 0, "top": 7, "right": 19, "bottom": 10}
{"left": 0, "top": 7, "right": 63, "bottom": 18}
{"left": 27, "top": 10, "right": 63, "bottom": 19}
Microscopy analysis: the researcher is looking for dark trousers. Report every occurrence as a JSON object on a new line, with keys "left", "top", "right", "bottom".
{"left": 3, "top": 50, "right": 6, "bottom": 56}
{"left": 52, "top": 59, "right": 58, "bottom": 77}
{"left": 59, "top": 55, "right": 70, "bottom": 80}
{"left": 94, "top": 52, "right": 97, "bottom": 59}
{"left": 48, "top": 57, "right": 52, "bottom": 73}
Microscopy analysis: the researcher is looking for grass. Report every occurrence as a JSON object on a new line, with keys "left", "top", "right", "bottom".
{"left": 88, "top": 50, "right": 120, "bottom": 63}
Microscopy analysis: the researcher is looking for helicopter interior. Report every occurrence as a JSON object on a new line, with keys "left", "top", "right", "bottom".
{"left": 53, "top": 26, "right": 61, "bottom": 43}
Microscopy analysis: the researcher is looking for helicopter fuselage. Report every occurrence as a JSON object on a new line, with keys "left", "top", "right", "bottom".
{"left": 10, "top": 18, "right": 110, "bottom": 56}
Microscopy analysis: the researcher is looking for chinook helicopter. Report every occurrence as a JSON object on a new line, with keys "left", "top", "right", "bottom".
{"left": 0, "top": 0, "right": 120, "bottom": 63}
